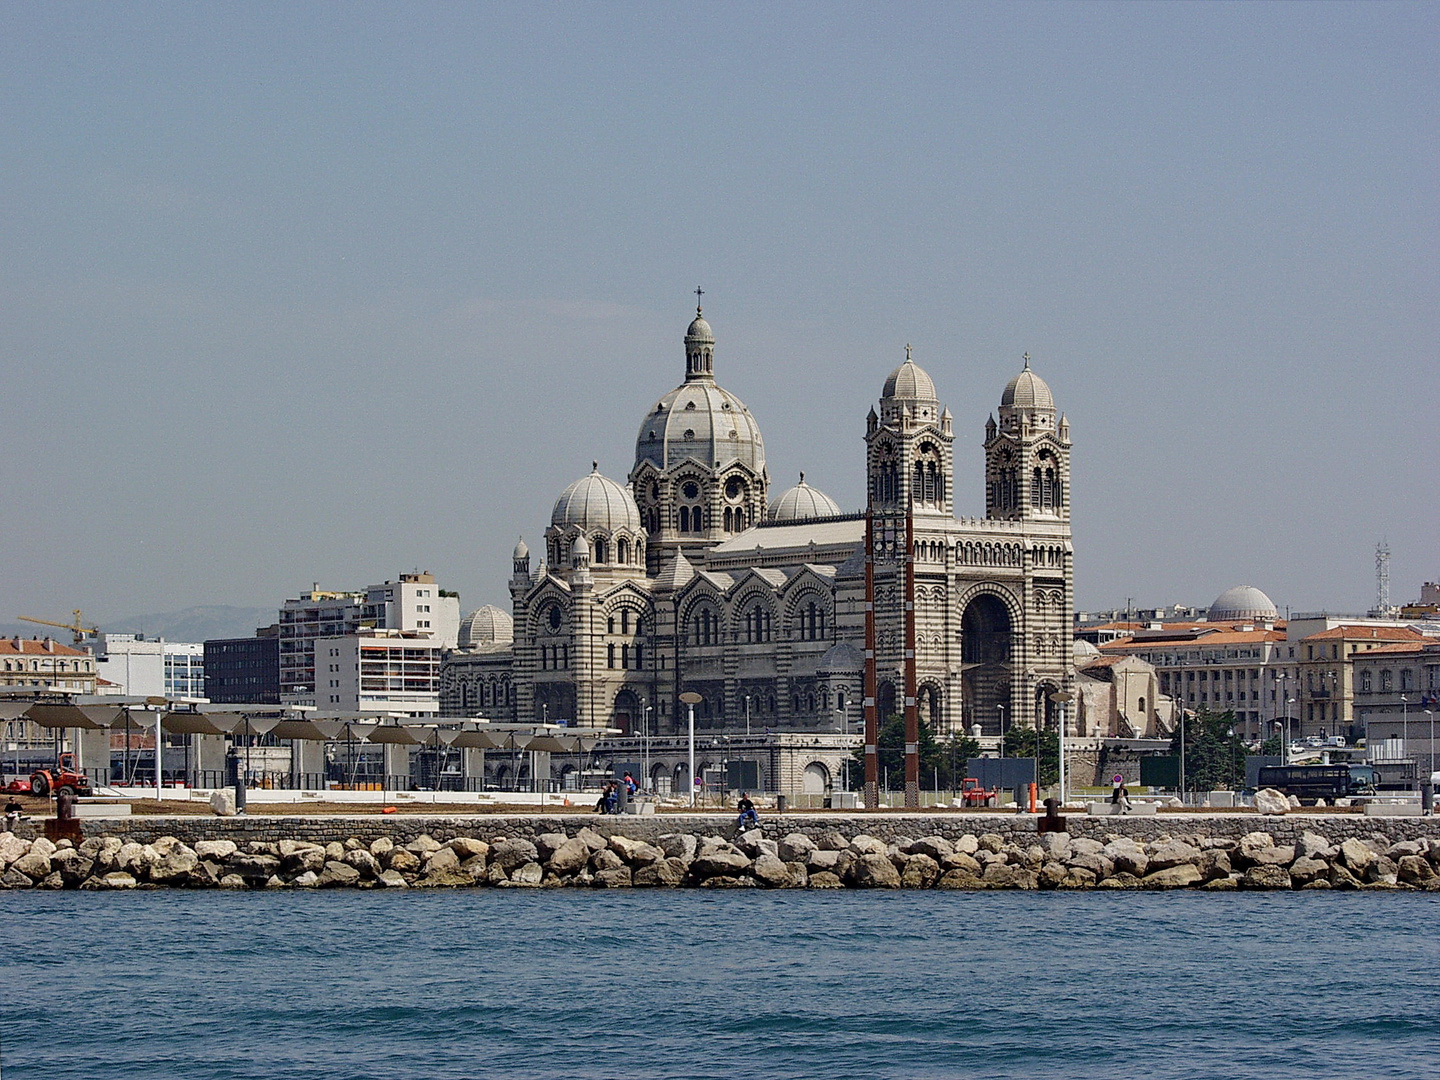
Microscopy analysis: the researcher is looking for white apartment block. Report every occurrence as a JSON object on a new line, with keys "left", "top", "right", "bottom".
{"left": 92, "top": 634, "right": 204, "bottom": 699}
{"left": 279, "top": 571, "right": 459, "bottom": 706}
{"left": 314, "top": 629, "right": 444, "bottom": 716}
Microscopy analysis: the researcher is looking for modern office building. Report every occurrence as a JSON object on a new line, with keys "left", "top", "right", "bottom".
{"left": 203, "top": 629, "right": 281, "bottom": 704}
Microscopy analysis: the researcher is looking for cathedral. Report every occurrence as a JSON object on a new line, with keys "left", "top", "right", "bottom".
{"left": 442, "top": 304, "right": 1075, "bottom": 749}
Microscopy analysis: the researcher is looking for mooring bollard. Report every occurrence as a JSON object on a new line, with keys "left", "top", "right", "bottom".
{"left": 1037, "top": 797, "right": 1068, "bottom": 835}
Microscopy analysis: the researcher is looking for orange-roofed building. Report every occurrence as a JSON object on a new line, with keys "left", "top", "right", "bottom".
{"left": 1, "top": 635, "right": 99, "bottom": 751}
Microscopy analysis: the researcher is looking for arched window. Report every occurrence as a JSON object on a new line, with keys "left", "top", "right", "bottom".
{"left": 679, "top": 506, "right": 690, "bottom": 532}
{"left": 617, "top": 538, "right": 629, "bottom": 564}
{"left": 724, "top": 507, "right": 733, "bottom": 532}
{"left": 621, "top": 643, "right": 629, "bottom": 669}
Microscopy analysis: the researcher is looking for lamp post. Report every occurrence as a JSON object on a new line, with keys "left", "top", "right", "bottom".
{"left": 642, "top": 703, "right": 652, "bottom": 794}
{"left": 997, "top": 704, "right": 1007, "bottom": 758}
{"left": 1283, "top": 698, "right": 1295, "bottom": 765}
{"left": 680, "top": 691, "right": 702, "bottom": 808}
{"left": 1049, "top": 690, "right": 1074, "bottom": 806}
{"left": 744, "top": 694, "right": 751, "bottom": 738}
{"left": 1401, "top": 695, "right": 1409, "bottom": 788}
{"left": 834, "top": 704, "right": 849, "bottom": 794}
{"left": 1425, "top": 709, "right": 1435, "bottom": 778}
{"left": 1272, "top": 672, "right": 1288, "bottom": 746}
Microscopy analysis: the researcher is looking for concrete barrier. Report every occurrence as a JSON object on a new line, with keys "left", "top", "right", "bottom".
{"left": 74, "top": 803, "right": 131, "bottom": 818}
{"left": 1364, "top": 802, "right": 1423, "bottom": 817}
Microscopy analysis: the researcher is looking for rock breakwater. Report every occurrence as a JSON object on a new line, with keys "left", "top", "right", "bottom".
{"left": 3, "top": 825, "right": 1438, "bottom": 892}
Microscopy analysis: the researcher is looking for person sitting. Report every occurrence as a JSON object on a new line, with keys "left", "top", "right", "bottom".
{"left": 4, "top": 797, "right": 22, "bottom": 829}
{"left": 596, "top": 782, "right": 616, "bottom": 815}
{"left": 1111, "top": 781, "right": 1132, "bottom": 815}
{"left": 736, "top": 791, "right": 758, "bottom": 830}
{"left": 623, "top": 772, "right": 638, "bottom": 797}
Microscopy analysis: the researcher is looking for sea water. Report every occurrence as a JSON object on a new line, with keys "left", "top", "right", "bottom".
{"left": 3, "top": 890, "right": 1437, "bottom": 1079}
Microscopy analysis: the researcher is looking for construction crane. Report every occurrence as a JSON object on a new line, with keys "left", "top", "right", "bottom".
{"left": 17, "top": 609, "right": 99, "bottom": 647}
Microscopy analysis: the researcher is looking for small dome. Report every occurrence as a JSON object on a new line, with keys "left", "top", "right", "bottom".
{"left": 818, "top": 640, "right": 864, "bottom": 672}
{"left": 1073, "top": 639, "right": 1101, "bottom": 658}
{"left": 1001, "top": 359, "right": 1054, "bottom": 412}
{"left": 1208, "top": 585, "right": 1278, "bottom": 623}
{"left": 769, "top": 474, "right": 843, "bottom": 522}
{"left": 459, "top": 605, "right": 514, "bottom": 648}
{"left": 882, "top": 356, "right": 937, "bottom": 402}
{"left": 570, "top": 535, "right": 589, "bottom": 563}
{"left": 551, "top": 465, "right": 642, "bottom": 533}
{"left": 686, "top": 313, "right": 714, "bottom": 343}
{"left": 512, "top": 537, "right": 529, "bottom": 561}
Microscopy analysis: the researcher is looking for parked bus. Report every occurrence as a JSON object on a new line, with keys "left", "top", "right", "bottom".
{"left": 1256, "top": 764, "right": 1378, "bottom": 803}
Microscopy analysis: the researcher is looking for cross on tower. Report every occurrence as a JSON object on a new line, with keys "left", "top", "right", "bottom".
{"left": 905, "top": 343, "right": 912, "bottom": 361}
{"left": 1022, "top": 352, "right": 1031, "bottom": 368}
{"left": 694, "top": 286, "right": 704, "bottom": 314}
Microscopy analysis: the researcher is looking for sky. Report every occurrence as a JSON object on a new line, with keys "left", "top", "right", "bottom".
{"left": 1, "top": 2, "right": 1435, "bottom": 629}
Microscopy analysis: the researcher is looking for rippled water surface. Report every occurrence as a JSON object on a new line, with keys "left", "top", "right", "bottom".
{"left": 4, "top": 890, "right": 1438, "bottom": 1079}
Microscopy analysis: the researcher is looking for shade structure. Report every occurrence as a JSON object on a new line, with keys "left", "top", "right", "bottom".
{"left": 0, "top": 701, "right": 33, "bottom": 721}
{"left": 365, "top": 724, "right": 427, "bottom": 746}
{"left": 445, "top": 728, "right": 509, "bottom": 750}
{"left": 270, "top": 718, "right": 348, "bottom": 742}
{"left": 162, "top": 711, "right": 246, "bottom": 736}
{"left": 26, "top": 703, "right": 130, "bottom": 730}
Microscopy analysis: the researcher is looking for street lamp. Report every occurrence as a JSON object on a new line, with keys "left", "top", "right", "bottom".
{"left": 834, "top": 704, "right": 848, "bottom": 794}
{"left": 1401, "top": 695, "right": 1409, "bottom": 788}
{"left": 642, "top": 702, "right": 652, "bottom": 794}
{"left": 1049, "top": 690, "right": 1074, "bottom": 806}
{"left": 744, "top": 693, "right": 751, "bottom": 738}
{"left": 1425, "top": 709, "right": 1435, "bottom": 778}
{"left": 997, "top": 704, "right": 1007, "bottom": 758}
{"left": 680, "top": 691, "right": 702, "bottom": 808}
{"left": 1283, "top": 698, "right": 1295, "bottom": 765}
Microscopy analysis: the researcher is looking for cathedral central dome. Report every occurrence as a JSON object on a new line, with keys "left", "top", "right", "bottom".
{"left": 633, "top": 307, "right": 766, "bottom": 476}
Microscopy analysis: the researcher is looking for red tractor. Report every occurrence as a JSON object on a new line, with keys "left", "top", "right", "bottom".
{"left": 26, "top": 753, "right": 93, "bottom": 799}
{"left": 960, "top": 777, "right": 997, "bottom": 807}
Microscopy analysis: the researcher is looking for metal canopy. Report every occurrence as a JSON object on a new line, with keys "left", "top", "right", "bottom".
{"left": 26, "top": 703, "right": 131, "bottom": 730}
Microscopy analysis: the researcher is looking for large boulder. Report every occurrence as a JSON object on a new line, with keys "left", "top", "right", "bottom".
{"left": 576, "top": 827, "right": 608, "bottom": 853}
{"left": 1298, "top": 831, "right": 1334, "bottom": 860}
{"left": 370, "top": 837, "right": 394, "bottom": 858}
{"left": 229, "top": 853, "right": 282, "bottom": 880}
{"left": 533, "top": 833, "right": 570, "bottom": 861}
{"left": 806, "top": 849, "right": 842, "bottom": 872}
{"left": 981, "top": 863, "right": 1038, "bottom": 889}
{"left": 52, "top": 848, "right": 95, "bottom": 886}
{"left": 901, "top": 854, "right": 940, "bottom": 889}
{"left": 609, "top": 835, "right": 663, "bottom": 866}
{"left": 848, "top": 835, "right": 887, "bottom": 857}
{"left": 1104, "top": 838, "right": 1148, "bottom": 877}
{"left": 195, "top": 839, "right": 238, "bottom": 861}
{"left": 1067, "top": 852, "right": 1114, "bottom": 880}
{"left": 1249, "top": 845, "right": 1296, "bottom": 868}
{"left": 210, "top": 789, "right": 237, "bottom": 816}
{"left": 423, "top": 848, "right": 461, "bottom": 876}
{"left": 1068, "top": 837, "right": 1104, "bottom": 858}
{"left": 1397, "top": 855, "right": 1436, "bottom": 886}
{"left": 658, "top": 833, "right": 698, "bottom": 862}
{"left": 377, "top": 869, "right": 408, "bottom": 888}
{"left": 941, "top": 851, "right": 983, "bottom": 875}
{"left": 509, "top": 862, "right": 544, "bottom": 886}
{"left": 100, "top": 871, "right": 138, "bottom": 889}
{"left": 385, "top": 849, "right": 421, "bottom": 874}
{"left": 342, "top": 849, "right": 382, "bottom": 878}
{"left": 1, "top": 867, "right": 33, "bottom": 888}
{"left": 1037, "top": 833, "right": 1071, "bottom": 861}
{"left": 750, "top": 854, "right": 795, "bottom": 888}
{"left": 591, "top": 848, "right": 625, "bottom": 873}
{"left": 283, "top": 848, "right": 326, "bottom": 876}
{"left": 778, "top": 833, "right": 817, "bottom": 863}
{"left": 449, "top": 837, "right": 490, "bottom": 861}
{"left": 1339, "top": 838, "right": 1377, "bottom": 875}
{"left": 1288, "top": 856, "right": 1330, "bottom": 886}
{"left": 633, "top": 858, "right": 688, "bottom": 887}
{"left": 907, "top": 836, "right": 954, "bottom": 861}
{"left": 405, "top": 834, "right": 443, "bottom": 856}
{"left": 1142, "top": 864, "right": 1202, "bottom": 889}
{"left": 317, "top": 861, "right": 361, "bottom": 887}
{"left": 490, "top": 838, "right": 540, "bottom": 871}
{"left": 12, "top": 851, "right": 53, "bottom": 881}
{"left": 817, "top": 830, "right": 849, "bottom": 851}
{"left": 1147, "top": 840, "right": 1201, "bottom": 872}
{"left": 548, "top": 837, "right": 592, "bottom": 875}
{"left": 849, "top": 852, "right": 901, "bottom": 889}
{"left": 592, "top": 866, "right": 632, "bottom": 888}
{"left": 1242, "top": 865, "right": 1293, "bottom": 890}
{"left": 0, "top": 833, "right": 28, "bottom": 867}
{"left": 148, "top": 850, "right": 198, "bottom": 885}
{"left": 1252, "top": 788, "right": 1290, "bottom": 815}
{"left": 691, "top": 850, "right": 751, "bottom": 879}
{"left": 1197, "top": 849, "right": 1233, "bottom": 882}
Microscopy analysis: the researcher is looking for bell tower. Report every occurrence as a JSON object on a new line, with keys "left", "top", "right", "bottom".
{"left": 985, "top": 354, "right": 1071, "bottom": 522}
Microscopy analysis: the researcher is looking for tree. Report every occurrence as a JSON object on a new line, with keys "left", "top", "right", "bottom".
{"left": 850, "top": 716, "right": 981, "bottom": 790}
{"left": 1002, "top": 724, "right": 1059, "bottom": 786}
{"left": 1259, "top": 733, "right": 1283, "bottom": 758}
{"left": 1169, "top": 708, "right": 1246, "bottom": 792}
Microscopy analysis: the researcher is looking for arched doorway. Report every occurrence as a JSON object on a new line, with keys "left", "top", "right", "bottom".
{"left": 802, "top": 761, "right": 830, "bottom": 795}
{"left": 649, "top": 762, "right": 671, "bottom": 795}
{"left": 1034, "top": 681, "right": 1060, "bottom": 730}
{"left": 612, "top": 688, "right": 640, "bottom": 735}
{"left": 961, "top": 592, "right": 1012, "bottom": 735}
{"left": 918, "top": 684, "right": 944, "bottom": 732}
{"left": 877, "top": 680, "right": 897, "bottom": 720}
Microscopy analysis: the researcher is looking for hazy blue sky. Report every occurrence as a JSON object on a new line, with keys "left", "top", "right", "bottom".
{"left": 2, "top": 2, "right": 1435, "bottom": 629}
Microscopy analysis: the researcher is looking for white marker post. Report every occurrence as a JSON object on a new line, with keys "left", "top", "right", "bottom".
{"left": 1049, "top": 690, "right": 1074, "bottom": 807}
{"left": 680, "top": 692, "right": 702, "bottom": 808}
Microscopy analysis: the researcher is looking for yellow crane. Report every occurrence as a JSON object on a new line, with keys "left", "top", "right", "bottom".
{"left": 17, "top": 609, "right": 99, "bottom": 647}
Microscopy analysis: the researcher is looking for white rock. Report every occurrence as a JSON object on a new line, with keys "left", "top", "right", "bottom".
{"left": 1253, "top": 788, "right": 1290, "bottom": 815}
{"left": 210, "top": 790, "right": 237, "bottom": 816}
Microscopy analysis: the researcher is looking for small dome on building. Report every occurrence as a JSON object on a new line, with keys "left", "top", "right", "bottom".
{"left": 1073, "top": 639, "right": 1101, "bottom": 658}
{"left": 1000, "top": 357, "right": 1054, "bottom": 412}
{"left": 818, "top": 640, "right": 864, "bottom": 672}
{"left": 882, "top": 356, "right": 938, "bottom": 402}
{"left": 769, "top": 474, "right": 843, "bottom": 522}
{"left": 1207, "top": 585, "right": 1278, "bottom": 623}
{"left": 512, "top": 537, "right": 529, "bottom": 561}
{"left": 686, "top": 313, "right": 714, "bottom": 343}
{"left": 459, "top": 605, "right": 514, "bottom": 648}
{"left": 551, "top": 464, "right": 642, "bottom": 533}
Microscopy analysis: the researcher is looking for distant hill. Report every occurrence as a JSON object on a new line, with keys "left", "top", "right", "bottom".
{"left": 0, "top": 605, "right": 278, "bottom": 645}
